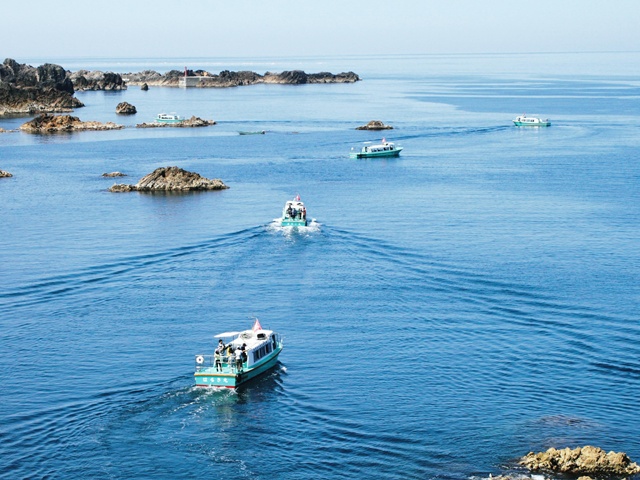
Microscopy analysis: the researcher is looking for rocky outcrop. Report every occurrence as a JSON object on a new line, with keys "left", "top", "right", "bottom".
{"left": 136, "top": 116, "right": 216, "bottom": 128}
{"left": 140, "top": 83, "right": 148, "bottom": 91}
{"left": 19, "top": 114, "right": 123, "bottom": 133}
{"left": 520, "top": 446, "right": 640, "bottom": 477}
{"left": 116, "top": 102, "right": 136, "bottom": 114}
{"left": 0, "top": 169, "right": 12, "bottom": 177}
{"left": 122, "top": 68, "right": 360, "bottom": 87}
{"left": 356, "top": 120, "right": 394, "bottom": 130}
{"left": 102, "top": 171, "right": 126, "bottom": 177}
{"left": 264, "top": 70, "right": 360, "bottom": 84}
{"left": 70, "top": 70, "right": 126, "bottom": 91}
{"left": 109, "top": 166, "right": 228, "bottom": 192}
{"left": 0, "top": 58, "right": 84, "bottom": 115}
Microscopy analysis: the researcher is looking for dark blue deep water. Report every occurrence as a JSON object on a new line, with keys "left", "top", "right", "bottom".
{"left": 1, "top": 52, "right": 639, "bottom": 479}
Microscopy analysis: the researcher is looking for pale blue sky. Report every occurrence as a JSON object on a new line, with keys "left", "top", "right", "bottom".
{"left": 3, "top": 0, "right": 639, "bottom": 59}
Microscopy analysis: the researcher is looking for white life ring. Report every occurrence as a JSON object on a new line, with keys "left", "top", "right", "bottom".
{"left": 195, "top": 355, "right": 204, "bottom": 364}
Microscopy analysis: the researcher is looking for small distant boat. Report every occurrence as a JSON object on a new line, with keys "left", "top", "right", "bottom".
{"left": 194, "top": 318, "right": 284, "bottom": 389}
{"left": 156, "top": 113, "right": 183, "bottom": 124}
{"left": 350, "top": 139, "right": 403, "bottom": 158}
{"left": 513, "top": 114, "right": 550, "bottom": 127}
{"left": 238, "top": 130, "right": 266, "bottom": 135}
{"left": 281, "top": 195, "right": 308, "bottom": 227}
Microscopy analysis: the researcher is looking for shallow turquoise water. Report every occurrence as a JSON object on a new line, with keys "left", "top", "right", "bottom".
{"left": 1, "top": 52, "right": 639, "bottom": 479}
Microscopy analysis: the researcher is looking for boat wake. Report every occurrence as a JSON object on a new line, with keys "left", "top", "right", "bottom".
{"left": 266, "top": 218, "right": 321, "bottom": 237}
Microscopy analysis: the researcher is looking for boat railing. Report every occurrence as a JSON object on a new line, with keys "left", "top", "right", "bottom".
{"left": 195, "top": 354, "right": 246, "bottom": 373}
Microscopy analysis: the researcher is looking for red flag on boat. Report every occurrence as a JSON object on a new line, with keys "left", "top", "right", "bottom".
{"left": 253, "top": 318, "right": 263, "bottom": 332}
{"left": 296, "top": 194, "right": 300, "bottom": 201}
{"left": 382, "top": 138, "right": 386, "bottom": 143}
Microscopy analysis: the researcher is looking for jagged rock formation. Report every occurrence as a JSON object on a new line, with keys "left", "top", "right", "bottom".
{"left": 0, "top": 58, "right": 84, "bottom": 114}
{"left": 136, "top": 116, "right": 216, "bottom": 128}
{"left": 19, "top": 114, "right": 123, "bottom": 133}
{"left": 102, "top": 172, "right": 126, "bottom": 177}
{"left": 109, "top": 166, "right": 228, "bottom": 192}
{"left": 69, "top": 70, "right": 126, "bottom": 91}
{"left": 356, "top": 120, "right": 394, "bottom": 130}
{"left": 122, "top": 68, "right": 360, "bottom": 87}
{"left": 520, "top": 446, "right": 640, "bottom": 477}
{"left": 140, "top": 83, "right": 149, "bottom": 91}
{"left": 0, "top": 169, "right": 12, "bottom": 177}
{"left": 116, "top": 102, "right": 136, "bottom": 114}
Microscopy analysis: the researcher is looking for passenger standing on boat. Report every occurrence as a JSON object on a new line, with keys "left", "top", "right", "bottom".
{"left": 302, "top": 207, "right": 306, "bottom": 220}
{"left": 214, "top": 344, "right": 224, "bottom": 372}
{"left": 286, "top": 205, "right": 293, "bottom": 218}
{"left": 226, "top": 344, "right": 234, "bottom": 363}
{"left": 235, "top": 347, "right": 244, "bottom": 372}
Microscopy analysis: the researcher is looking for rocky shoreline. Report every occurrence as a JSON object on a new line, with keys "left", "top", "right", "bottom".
{"left": 0, "top": 59, "right": 83, "bottom": 115}
{"left": 122, "top": 68, "right": 360, "bottom": 87}
{"left": 1, "top": 58, "right": 360, "bottom": 116}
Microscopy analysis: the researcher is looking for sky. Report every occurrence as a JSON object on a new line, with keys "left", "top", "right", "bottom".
{"left": 2, "top": 0, "right": 639, "bottom": 59}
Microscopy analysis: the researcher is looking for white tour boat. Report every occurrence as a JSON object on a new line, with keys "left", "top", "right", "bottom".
{"left": 513, "top": 114, "right": 551, "bottom": 127}
{"left": 350, "top": 139, "right": 403, "bottom": 158}
{"left": 156, "top": 113, "right": 183, "bottom": 124}
{"left": 194, "top": 318, "right": 284, "bottom": 389}
{"left": 281, "top": 195, "right": 308, "bottom": 227}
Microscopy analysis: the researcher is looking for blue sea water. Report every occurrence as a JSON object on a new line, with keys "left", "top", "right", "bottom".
{"left": 1, "top": 52, "right": 639, "bottom": 479}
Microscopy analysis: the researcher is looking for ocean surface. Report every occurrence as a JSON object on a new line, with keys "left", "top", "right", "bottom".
{"left": 1, "top": 52, "right": 639, "bottom": 480}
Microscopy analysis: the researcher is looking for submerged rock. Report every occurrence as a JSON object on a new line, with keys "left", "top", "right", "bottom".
{"left": 0, "top": 169, "right": 13, "bottom": 177}
{"left": 356, "top": 120, "right": 393, "bottom": 130}
{"left": 519, "top": 446, "right": 640, "bottom": 477}
{"left": 102, "top": 171, "right": 126, "bottom": 177}
{"left": 19, "top": 114, "right": 123, "bottom": 133}
{"left": 109, "top": 166, "right": 228, "bottom": 192}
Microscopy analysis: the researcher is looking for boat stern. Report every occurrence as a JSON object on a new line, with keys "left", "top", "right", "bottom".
{"left": 281, "top": 219, "right": 308, "bottom": 227}
{"left": 194, "top": 369, "right": 238, "bottom": 388}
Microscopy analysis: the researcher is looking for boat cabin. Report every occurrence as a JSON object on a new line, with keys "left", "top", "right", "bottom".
{"left": 283, "top": 200, "right": 306, "bottom": 221}
{"left": 362, "top": 142, "right": 397, "bottom": 153}
{"left": 195, "top": 328, "right": 281, "bottom": 374}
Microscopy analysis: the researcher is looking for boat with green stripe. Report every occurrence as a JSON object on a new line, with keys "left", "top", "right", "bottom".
{"left": 513, "top": 114, "right": 550, "bottom": 127}
{"left": 194, "top": 319, "right": 283, "bottom": 389}
{"left": 350, "top": 139, "right": 403, "bottom": 158}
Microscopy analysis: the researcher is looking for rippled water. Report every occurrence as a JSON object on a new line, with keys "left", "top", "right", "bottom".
{"left": 1, "top": 52, "right": 639, "bottom": 479}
